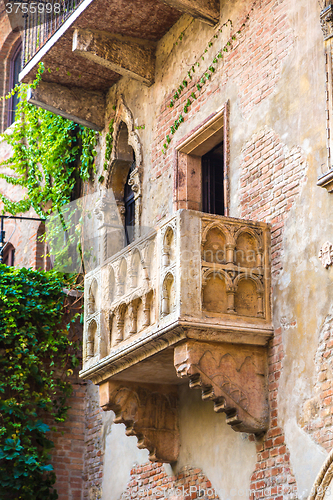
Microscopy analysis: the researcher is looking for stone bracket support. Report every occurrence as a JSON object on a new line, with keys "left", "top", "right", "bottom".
{"left": 174, "top": 341, "right": 269, "bottom": 434}
{"left": 73, "top": 29, "right": 156, "bottom": 86}
{"left": 99, "top": 380, "right": 179, "bottom": 463}
{"left": 27, "top": 81, "right": 105, "bottom": 131}
{"left": 159, "top": 0, "right": 220, "bottom": 26}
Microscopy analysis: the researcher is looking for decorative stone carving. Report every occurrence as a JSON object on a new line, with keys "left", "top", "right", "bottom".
{"left": 174, "top": 341, "right": 269, "bottom": 434}
{"left": 321, "top": 5, "right": 333, "bottom": 41}
{"left": 88, "top": 279, "right": 98, "bottom": 315}
{"left": 81, "top": 210, "right": 272, "bottom": 456}
{"left": 86, "top": 319, "right": 97, "bottom": 359}
{"left": 201, "top": 221, "right": 266, "bottom": 318}
{"left": 99, "top": 381, "right": 179, "bottom": 463}
{"left": 113, "top": 304, "right": 126, "bottom": 345}
{"left": 161, "top": 272, "right": 175, "bottom": 317}
{"left": 319, "top": 241, "right": 333, "bottom": 268}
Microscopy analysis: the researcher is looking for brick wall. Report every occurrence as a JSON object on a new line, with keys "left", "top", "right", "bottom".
{"left": 239, "top": 128, "right": 307, "bottom": 500}
{"left": 300, "top": 314, "right": 333, "bottom": 452}
{"left": 120, "top": 463, "right": 219, "bottom": 500}
{"left": 151, "top": 0, "right": 293, "bottom": 218}
{"left": 240, "top": 127, "right": 307, "bottom": 279}
{"left": 48, "top": 378, "right": 87, "bottom": 500}
{"left": 249, "top": 330, "right": 298, "bottom": 500}
{"left": 83, "top": 382, "right": 105, "bottom": 500}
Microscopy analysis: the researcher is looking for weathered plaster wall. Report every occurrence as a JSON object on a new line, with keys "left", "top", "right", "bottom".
{"left": 90, "top": 0, "right": 333, "bottom": 498}
{"left": 1, "top": 0, "right": 332, "bottom": 497}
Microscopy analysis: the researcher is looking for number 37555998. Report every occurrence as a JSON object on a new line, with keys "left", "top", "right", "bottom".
{"left": 5, "top": 3, "right": 61, "bottom": 14}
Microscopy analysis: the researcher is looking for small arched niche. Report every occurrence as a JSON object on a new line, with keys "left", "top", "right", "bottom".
{"left": 161, "top": 273, "right": 175, "bottom": 316}
{"left": 130, "top": 250, "right": 141, "bottom": 289}
{"left": 162, "top": 226, "right": 175, "bottom": 267}
{"left": 202, "top": 226, "right": 227, "bottom": 264}
{"left": 234, "top": 277, "right": 258, "bottom": 317}
{"left": 202, "top": 272, "right": 228, "bottom": 313}
{"left": 86, "top": 320, "right": 97, "bottom": 359}
{"left": 234, "top": 231, "right": 258, "bottom": 268}
{"left": 117, "top": 258, "right": 127, "bottom": 297}
{"left": 88, "top": 279, "right": 98, "bottom": 315}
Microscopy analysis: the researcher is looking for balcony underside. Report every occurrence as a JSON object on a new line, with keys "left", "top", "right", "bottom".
{"left": 81, "top": 320, "right": 272, "bottom": 385}
{"left": 20, "top": 0, "right": 182, "bottom": 91}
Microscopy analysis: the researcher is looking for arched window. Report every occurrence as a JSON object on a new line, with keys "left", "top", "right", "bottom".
{"left": 124, "top": 157, "right": 136, "bottom": 245}
{"left": 2, "top": 243, "right": 15, "bottom": 266}
{"left": 8, "top": 42, "right": 22, "bottom": 127}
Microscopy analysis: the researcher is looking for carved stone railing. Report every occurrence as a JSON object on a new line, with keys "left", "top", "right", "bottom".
{"left": 80, "top": 209, "right": 272, "bottom": 462}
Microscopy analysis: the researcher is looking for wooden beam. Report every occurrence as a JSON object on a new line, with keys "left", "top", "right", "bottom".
{"left": 72, "top": 29, "right": 156, "bottom": 86}
{"left": 27, "top": 81, "right": 105, "bottom": 131}
{"left": 158, "top": 0, "right": 220, "bottom": 26}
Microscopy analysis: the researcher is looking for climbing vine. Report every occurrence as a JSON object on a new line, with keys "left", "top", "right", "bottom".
{"left": 100, "top": 117, "right": 115, "bottom": 183}
{"left": 0, "top": 265, "right": 80, "bottom": 499}
{"left": 0, "top": 63, "right": 97, "bottom": 217}
{"left": 161, "top": 3, "right": 256, "bottom": 153}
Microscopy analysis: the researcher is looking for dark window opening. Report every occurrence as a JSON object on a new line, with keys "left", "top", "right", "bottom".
{"left": 124, "top": 159, "right": 136, "bottom": 246}
{"left": 202, "top": 142, "right": 224, "bottom": 216}
{"left": 8, "top": 43, "right": 22, "bottom": 127}
{"left": 3, "top": 243, "right": 15, "bottom": 266}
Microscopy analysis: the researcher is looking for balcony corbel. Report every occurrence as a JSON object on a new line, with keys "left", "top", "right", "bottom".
{"left": 72, "top": 29, "right": 156, "bottom": 86}
{"left": 99, "top": 380, "right": 179, "bottom": 463}
{"left": 27, "top": 81, "right": 105, "bottom": 131}
{"left": 174, "top": 340, "right": 269, "bottom": 434}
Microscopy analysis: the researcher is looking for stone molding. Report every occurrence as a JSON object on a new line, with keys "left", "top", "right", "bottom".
{"left": 308, "top": 447, "right": 333, "bottom": 500}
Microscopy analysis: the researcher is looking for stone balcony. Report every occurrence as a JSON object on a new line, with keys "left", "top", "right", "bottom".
{"left": 80, "top": 209, "right": 272, "bottom": 462}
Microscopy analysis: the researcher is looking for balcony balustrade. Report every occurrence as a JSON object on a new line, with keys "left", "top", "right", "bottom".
{"left": 22, "top": 0, "right": 84, "bottom": 67}
{"left": 79, "top": 210, "right": 272, "bottom": 462}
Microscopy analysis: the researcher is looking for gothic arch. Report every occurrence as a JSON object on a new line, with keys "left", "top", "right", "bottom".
{"left": 105, "top": 95, "right": 143, "bottom": 240}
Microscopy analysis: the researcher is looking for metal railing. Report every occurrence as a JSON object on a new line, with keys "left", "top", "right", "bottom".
{"left": 22, "top": 0, "right": 84, "bottom": 67}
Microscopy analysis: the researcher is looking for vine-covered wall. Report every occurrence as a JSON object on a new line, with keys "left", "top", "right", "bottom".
{"left": 0, "top": 0, "right": 332, "bottom": 498}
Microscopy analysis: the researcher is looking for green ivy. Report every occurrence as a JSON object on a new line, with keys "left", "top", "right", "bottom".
{"left": 0, "top": 265, "right": 79, "bottom": 499}
{"left": 0, "top": 63, "right": 97, "bottom": 217}
{"left": 103, "top": 118, "right": 114, "bottom": 171}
